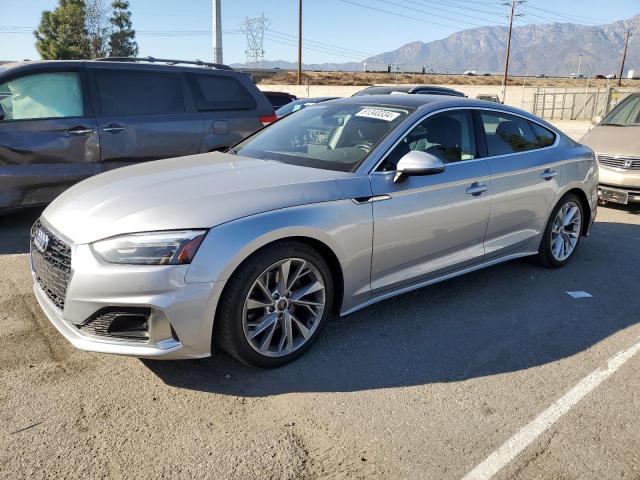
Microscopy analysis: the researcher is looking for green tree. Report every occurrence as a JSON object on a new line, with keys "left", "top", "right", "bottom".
{"left": 34, "top": 0, "right": 91, "bottom": 59}
{"left": 109, "top": 0, "right": 138, "bottom": 57}
{"left": 86, "top": 0, "right": 110, "bottom": 58}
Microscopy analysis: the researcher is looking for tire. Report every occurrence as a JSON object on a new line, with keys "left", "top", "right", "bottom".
{"left": 215, "top": 240, "right": 334, "bottom": 368}
{"left": 536, "top": 193, "right": 584, "bottom": 268}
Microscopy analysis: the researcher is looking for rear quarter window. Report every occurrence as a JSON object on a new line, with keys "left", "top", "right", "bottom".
{"left": 185, "top": 73, "right": 257, "bottom": 111}
{"left": 528, "top": 121, "right": 556, "bottom": 148}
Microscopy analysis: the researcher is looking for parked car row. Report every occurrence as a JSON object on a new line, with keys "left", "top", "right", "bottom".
{"left": 0, "top": 57, "right": 633, "bottom": 368}
{"left": 28, "top": 90, "right": 598, "bottom": 367}
{"left": 581, "top": 92, "right": 640, "bottom": 205}
{"left": 0, "top": 60, "right": 483, "bottom": 212}
{"left": 0, "top": 58, "right": 275, "bottom": 210}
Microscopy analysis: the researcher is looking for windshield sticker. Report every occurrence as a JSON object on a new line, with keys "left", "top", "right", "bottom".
{"left": 355, "top": 108, "right": 401, "bottom": 122}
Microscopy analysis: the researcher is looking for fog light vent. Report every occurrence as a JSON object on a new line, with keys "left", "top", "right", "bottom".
{"left": 79, "top": 308, "right": 151, "bottom": 342}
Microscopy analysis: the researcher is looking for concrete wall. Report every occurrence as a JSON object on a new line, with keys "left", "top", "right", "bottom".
{"left": 257, "top": 83, "right": 637, "bottom": 119}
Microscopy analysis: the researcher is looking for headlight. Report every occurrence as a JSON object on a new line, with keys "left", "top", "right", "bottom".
{"left": 92, "top": 230, "right": 207, "bottom": 265}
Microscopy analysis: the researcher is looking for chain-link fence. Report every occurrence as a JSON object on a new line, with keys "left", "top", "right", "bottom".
{"left": 525, "top": 87, "right": 634, "bottom": 120}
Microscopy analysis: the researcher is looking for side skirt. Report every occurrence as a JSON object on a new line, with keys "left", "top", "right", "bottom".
{"left": 340, "top": 250, "right": 538, "bottom": 316}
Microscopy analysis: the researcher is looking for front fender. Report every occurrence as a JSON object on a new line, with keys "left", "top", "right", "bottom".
{"left": 185, "top": 198, "right": 374, "bottom": 313}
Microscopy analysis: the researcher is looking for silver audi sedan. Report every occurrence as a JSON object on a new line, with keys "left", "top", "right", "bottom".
{"left": 31, "top": 95, "right": 598, "bottom": 367}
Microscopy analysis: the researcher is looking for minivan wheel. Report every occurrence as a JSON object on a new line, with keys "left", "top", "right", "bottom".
{"left": 537, "top": 193, "right": 583, "bottom": 268}
{"left": 215, "top": 241, "right": 333, "bottom": 368}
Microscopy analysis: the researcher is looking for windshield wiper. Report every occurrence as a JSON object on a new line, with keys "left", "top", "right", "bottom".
{"left": 602, "top": 122, "right": 628, "bottom": 127}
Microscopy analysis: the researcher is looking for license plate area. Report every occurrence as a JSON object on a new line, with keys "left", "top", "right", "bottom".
{"left": 600, "top": 187, "right": 628, "bottom": 205}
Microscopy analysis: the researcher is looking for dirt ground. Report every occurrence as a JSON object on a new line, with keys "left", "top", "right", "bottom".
{"left": 259, "top": 71, "right": 640, "bottom": 88}
{"left": 1, "top": 202, "right": 639, "bottom": 479}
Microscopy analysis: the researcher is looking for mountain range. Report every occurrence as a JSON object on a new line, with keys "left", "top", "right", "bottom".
{"left": 233, "top": 14, "right": 640, "bottom": 76}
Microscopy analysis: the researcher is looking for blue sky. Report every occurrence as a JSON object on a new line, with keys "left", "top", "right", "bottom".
{"left": 1, "top": 0, "right": 638, "bottom": 64}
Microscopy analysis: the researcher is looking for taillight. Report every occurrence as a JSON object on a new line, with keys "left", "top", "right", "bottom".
{"left": 259, "top": 113, "right": 278, "bottom": 125}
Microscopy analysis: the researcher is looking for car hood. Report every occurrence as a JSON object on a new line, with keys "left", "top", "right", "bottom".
{"left": 580, "top": 125, "right": 640, "bottom": 156}
{"left": 43, "top": 152, "right": 371, "bottom": 244}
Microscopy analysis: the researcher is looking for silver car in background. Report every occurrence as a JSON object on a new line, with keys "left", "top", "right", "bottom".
{"left": 30, "top": 95, "right": 598, "bottom": 367}
{"left": 581, "top": 92, "right": 640, "bottom": 205}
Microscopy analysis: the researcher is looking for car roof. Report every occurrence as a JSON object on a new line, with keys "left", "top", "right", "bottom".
{"left": 355, "top": 85, "right": 463, "bottom": 96}
{"left": 291, "top": 96, "right": 338, "bottom": 103}
{"left": 328, "top": 94, "right": 559, "bottom": 128}
{"left": 0, "top": 59, "right": 241, "bottom": 76}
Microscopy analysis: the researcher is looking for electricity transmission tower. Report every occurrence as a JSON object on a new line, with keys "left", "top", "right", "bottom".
{"left": 240, "top": 14, "right": 270, "bottom": 68}
{"left": 501, "top": 0, "right": 525, "bottom": 103}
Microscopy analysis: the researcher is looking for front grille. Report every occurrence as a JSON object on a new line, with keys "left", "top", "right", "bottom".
{"left": 31, "top": 220, "right": 72, "bottom": 310}
{"left": 597, "top": 155, "right": 640, "bottom": 171}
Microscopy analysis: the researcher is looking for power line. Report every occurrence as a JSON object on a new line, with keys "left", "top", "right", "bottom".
{"left": 398, "top": 0, "right": 508, "bottom": 23}
{"left": 263, "top": 34, "right": 365, "bottom": 61}
{"left": 525, "top": 5, "right": 603, "bottom": 24}
{"left": 268, "top": 30, "right": 375, "bottom": 56}
{"left": 374, "top": 0, "right": 502, "bottom": 27}
{"left": 338, "top": 0, "right": 475, "bottom": 30}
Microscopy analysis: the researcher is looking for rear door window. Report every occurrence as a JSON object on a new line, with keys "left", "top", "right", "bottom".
{"left": 479, "top": 111, "right": 539, "bottom": 156}
{"left": 95, "top": 69, "right": 184, "bottom": 116}
{"left": 0, "top": 71, "right": 83, "bottom": 121}
{"left": 185, "top": 73, "right": 256, "bottom": 111}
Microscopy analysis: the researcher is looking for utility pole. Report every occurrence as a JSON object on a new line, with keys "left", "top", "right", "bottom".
{"left": 618, "top": 28, "right": 632, "bottom": 87}
{"left": 576, "top": 54, "right": 583, "bottom": 78}
{"left": 297, "top": 0, "right": 302, "bottom": 85}
{"left": 212, "top": 0, "right": 223, "bottom": 64}
{"left": 520, "top": 58, "right": 527, "bottom": 109}
{"left": 501, "top": 0, "right": 524, "bottom": 104}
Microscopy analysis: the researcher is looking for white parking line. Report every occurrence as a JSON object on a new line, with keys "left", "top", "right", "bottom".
{"left": 462, "top": 336, "right": 640, "bottom": 480}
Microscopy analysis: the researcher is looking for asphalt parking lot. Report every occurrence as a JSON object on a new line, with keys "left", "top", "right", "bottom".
{"left": 1, "top": 203, "right": 639, "bottom": 480}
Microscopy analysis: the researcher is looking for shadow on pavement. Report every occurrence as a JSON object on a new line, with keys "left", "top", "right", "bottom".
{"left": 0, "top": 207, "right": 43, "bottom": 254}
{"left": 145, "top": 219, "right": 640, "bottom": 396}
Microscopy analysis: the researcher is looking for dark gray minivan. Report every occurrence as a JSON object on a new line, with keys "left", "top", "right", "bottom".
{"left": 0, "top": 58, "right": 275, "bottom": 211}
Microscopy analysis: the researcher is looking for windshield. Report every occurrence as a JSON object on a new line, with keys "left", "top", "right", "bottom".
{"left": 275, "top": 99, "right": 313, "bottom": 117}
{"left": 233, "top": 103, "right": 413, "bottom": 172}
{"left": 601, "top": 94, "right": 640, "bottom": 126}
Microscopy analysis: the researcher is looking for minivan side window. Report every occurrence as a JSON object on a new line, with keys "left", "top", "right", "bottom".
{"left": 377, "top": 110, "right": 476, "bottom": 171}
{"left": 185, "top": 73, "right": 256, "bottom": 111}
{"left": 0, "top": 72, "right": 83, "bottom": 121}
{"left": 95, "top": 70, "right": 184, "bottom": 116}
{"left": 480, "top": 112, "right": 541, "bottom": 156}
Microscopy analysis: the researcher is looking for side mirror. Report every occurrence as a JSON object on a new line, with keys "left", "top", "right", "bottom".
{"left": 0, "top": 104, "right": 5, "bottom": 121}
{"left": 394, "top": 150, "right": 445, "bottom": 183}
{"left": 591, "top": 115, "right": 602, "bottom": 126}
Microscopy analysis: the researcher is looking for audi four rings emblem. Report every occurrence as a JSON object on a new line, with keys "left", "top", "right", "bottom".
{"left": 33, "top": 228, "right": 50, "bottom": 253}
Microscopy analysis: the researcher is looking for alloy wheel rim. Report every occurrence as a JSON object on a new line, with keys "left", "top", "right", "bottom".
{"left": 550, "top": 201, "right": 582, "bottom": 261}
{"left": 242, "top": 258, "right": 326, "bottom": 357}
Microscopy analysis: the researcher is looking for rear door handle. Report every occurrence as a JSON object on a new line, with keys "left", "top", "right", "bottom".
{"left": 466, "top": 183, "right": 489, "bottom": 196}
{"left": 541, "top": 169, "right": 558, "bottom": 181}
{"left": 101, "top": 124, "right": 126, "bottom": 133}
{"left": 67, "top": 126, "right": 95, "bottom": 136}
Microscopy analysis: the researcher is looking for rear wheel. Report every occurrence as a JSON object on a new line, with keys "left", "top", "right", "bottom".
{"left": 537, "top": 193, "right": 583, "bottom": 268}
{"left": 215, "top": 241, "right": 333, "bottom": 368}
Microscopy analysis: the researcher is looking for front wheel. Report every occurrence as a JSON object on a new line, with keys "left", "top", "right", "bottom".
{"left": 215, "top": 241, "right": 333, "bottom": 368}
{"left": 537, "top": 193, "right": 584, "bottom": 268}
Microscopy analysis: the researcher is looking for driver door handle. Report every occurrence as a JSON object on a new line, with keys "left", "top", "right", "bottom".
{"left": 541, "top": 169, "right": 558, "bottom": 181}
{"left": 466, "top": 182, "right": 488, "bottom": 196}
{"left": 67, "top": 126, "right": 95, "bottom": 136}
{"left": 102, "top": 124, "right": 126, "bottom": 133}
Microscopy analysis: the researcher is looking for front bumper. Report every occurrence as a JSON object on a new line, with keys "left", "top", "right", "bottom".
{"left": 598, "top": 165, "right": 640, "bottom": 203}
{"left": 31, "top": 236, "right": 226, "bottom": 360}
